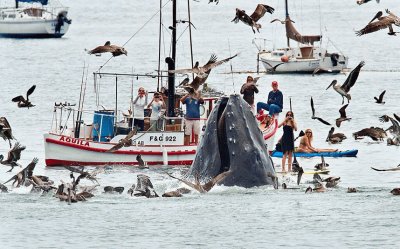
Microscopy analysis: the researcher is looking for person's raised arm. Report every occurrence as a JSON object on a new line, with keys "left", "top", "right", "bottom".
{"left": 292, "top": 120, "right": 298, "bottom": 131}
{"left": 240, "top": 84, "right": 246, "bottom": 94}
{"left": 254, "top": 85, "right": 259, "bottom": 94}
{"left": 132, "top": 95, "right": 139, "bottom": 104}
{"left": 144, "top": 91, "right": 148, "bottom": 105}
{"left": 180, "top": 94, "right": 189, "bottom": 104}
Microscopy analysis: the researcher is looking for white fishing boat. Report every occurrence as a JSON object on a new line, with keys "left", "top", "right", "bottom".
{"left": 0, "top": 0, "right": 71, "bottom": 38}
{"left": 256, "top": 0, "right": 348, "bottom": 74}
{"left": 43, "top": 1, "right": 278, "bottom": 168}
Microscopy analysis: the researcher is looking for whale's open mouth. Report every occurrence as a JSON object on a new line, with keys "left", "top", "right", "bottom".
{"left": 216, "top": 97, "right": 230, "bottom": 174}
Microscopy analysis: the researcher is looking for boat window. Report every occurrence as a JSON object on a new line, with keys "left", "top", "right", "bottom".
{"left": 8, "top": 14, "right": 16, "bottom": 18}
{"left": 24, "top": 8, "right": 43, "bottom": 17}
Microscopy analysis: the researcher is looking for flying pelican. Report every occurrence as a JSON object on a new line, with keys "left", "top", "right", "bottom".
{"left": 0, "top": 142, "right": 26, "bottom": 172}
{"left": 0, "top": 117, "right": 14, "bottom": 147}
{"left": 356, "top": 9, "right": 400, "bottom": 36}
{"left": 326, "top": 61, "right": 365, "bottom": 104}
{"left": 12, "top": 85, "right": 36, "bottom": 108}
{"left": 356, "top": 0, "right": 380, "bottom": 5}
{"left": 326, "top": 127, "right": 347, "bottom": 144}
{"left": 336, "top": 104, "right": 351, "bottom": 128}
{"left": 232, "top": 4, "right": 274, "bottom": 33}
{"left": 310, "top": 97, "right": 331, "bottom": 126}
{"left": 374, "top": 90, "right": 386, "bottom": 104}
{"left": 353, "top": 127, "right": 387, "bottom": 141}
{"left": 106, "top": 128, "right": 137, "bottom": 153}
{"left": 88, "top": 41, "right": 128, "bottom": 56}
{"left": 168, "top": 53, "right": 238, "bottom": 79}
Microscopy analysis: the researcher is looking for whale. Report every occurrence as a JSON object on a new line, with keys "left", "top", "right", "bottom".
{"left": 186, "top": 94, "right": 277, "bottom": 188}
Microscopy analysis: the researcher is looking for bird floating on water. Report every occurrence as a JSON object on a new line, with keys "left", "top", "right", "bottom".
{"left": 232, "top": 4, "right": 274, "bottom": 33}
{"left": 326, "top": 127, "right": 347, "bottom": 144}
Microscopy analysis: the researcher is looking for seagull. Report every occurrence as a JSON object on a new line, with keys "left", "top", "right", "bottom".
{"left": 326, "top": 127, "right": 347, "bottom": 144}
{"left": 232, "top": 4, "right": 274, "bottom": 33}
{"left": 0, "top": 142, "right": 26, "bottom": 172}
{"left": 106, "top": 128, "right": 137, "bottom": 153}
{"left": 310, "top": 97, "right": 331, "bottom": 126}
{"left": 374, "top": 90, "right": 386, "bottom": 104}
{"left": 12, "top": 85, "right": 36, "bottom": 108}
{"left": 356, "top": 9, "right": 400, "bottom": 36}
{"left": 87, "top": 41, "right": 128, "bottom": 57}
{"left": 336, "top": 104, "right": 351, "bottom": 128}
{"left": 0, "top": 117, "right": 14, "bottom": 147}
{"left": 168, "top": 53, "right": 238, "bottom": 79}
{"left": 326, "top": 61, "right": 365, "bottom": 104}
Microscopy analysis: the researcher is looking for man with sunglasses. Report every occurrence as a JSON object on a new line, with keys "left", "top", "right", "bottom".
{"left": 132, "top": 87, "right": 148, "bottom": 131}
{"left": 257, "top": 81, "right": 283, "bottom": 117}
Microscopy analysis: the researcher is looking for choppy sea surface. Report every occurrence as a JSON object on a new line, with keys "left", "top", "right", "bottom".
{"left": 0, "top": 0, "right": 400, "bottom": 248}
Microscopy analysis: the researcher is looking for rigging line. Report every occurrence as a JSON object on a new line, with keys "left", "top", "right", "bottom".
{"left": 96, "top": 0, "right": 171, "bottom": 72}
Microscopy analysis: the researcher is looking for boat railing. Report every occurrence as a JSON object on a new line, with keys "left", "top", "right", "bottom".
{"left": 50, "top": 105, "right": 208, "bottom": 141}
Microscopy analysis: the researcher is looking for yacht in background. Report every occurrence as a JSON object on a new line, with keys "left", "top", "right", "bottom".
{"left": 0, "top": 0, "right": 71, "bottom": 38}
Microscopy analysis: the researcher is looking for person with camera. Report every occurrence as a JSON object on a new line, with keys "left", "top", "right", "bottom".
{"left": 132, "top": 87, "right": 148, "bottom": 131}
{"left": 278, "top": 111, "right": 297, "bottom": 172}
{"left": 147, "top": 92, "right": 166, "bottom": 131}
{"left": 180, "top": 88, "right": 204, "bottom": 145}
{"left": 240, "top": 75, "right": 259, "bottom": 113}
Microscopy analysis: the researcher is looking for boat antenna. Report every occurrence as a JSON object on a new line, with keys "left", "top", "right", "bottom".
{"left": 74, "top": 61, "right": 89, "bottom": 138}
{"left": 285, "top": 0, "right": 290, "bottom": 47}
{"left": 187, "top": 0, "right": 195, "bottom": 81}
{"left": 157, "top": 0, "right": 163, "bottom": 92}
{"left": 96, "top": 0, "right": 171, "bottom": 72}
{"left": 228, "top": 39, "right": 235, "bottom": 94}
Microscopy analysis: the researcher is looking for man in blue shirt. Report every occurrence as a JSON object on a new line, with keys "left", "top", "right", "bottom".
{"left": 257, "top": 81, "right": 283, "bottom": 116}
{"left": 181, "top": 89, "right": 204, "bottom": 145}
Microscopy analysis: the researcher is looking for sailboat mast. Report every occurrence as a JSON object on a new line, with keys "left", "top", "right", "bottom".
{"left": 285, "top": 0, "right": 290, "bottom": 47}
{"left": 15, "top": 1, "right": 18, "bottom": 8}
{"left": 165, "top": 0, "right": 177, "bottom": 118}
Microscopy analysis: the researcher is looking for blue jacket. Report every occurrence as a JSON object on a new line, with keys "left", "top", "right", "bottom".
{"left": 267, "top": 90, "right": 283, "bottom": 109}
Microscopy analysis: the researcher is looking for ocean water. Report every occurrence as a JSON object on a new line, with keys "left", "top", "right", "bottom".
{"left": 0, "top": 0, "right": 400, "bottom": 248}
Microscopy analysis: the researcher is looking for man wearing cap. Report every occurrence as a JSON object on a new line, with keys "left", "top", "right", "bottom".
{"left": 240, "top": 75, "right": 259, "bottom": 113}
{"left": 257, "top": 81, "right": 283, "bottom": 116}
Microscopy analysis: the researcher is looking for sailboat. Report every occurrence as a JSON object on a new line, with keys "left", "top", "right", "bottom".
{"left": 0, "top": 0, "right": 71, "bottom": 38}
{"left": 257, "top": 0, "right": 348, "bottom": 74}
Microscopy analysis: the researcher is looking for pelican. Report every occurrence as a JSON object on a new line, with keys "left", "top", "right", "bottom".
{"left": 3, "top": 158, "right": 38, "bottom": 188}
{"left": 326, "top": 127, "right": 347, "bottom": 144}
{"left": 168, "top": 53, "right": 238, "bottom": 79}
{"left": 12, "top": 85, "right": 36, "bottom": 108}
{"left": 310, "top": 97, "right": 331, "bottom": 126}
{"left": 347, "top": 187, "right": 357, "bottom": 193}
{"left": 106, "top": 128, "right": 137, "bottom": 153}
{"left": 374, "top": 90, "right": 386, "bottom": 104}
{"left": 136, "top": 154, "right": 148, "bottom": 169}
{"left": 356, "top": 0, "right": 380, "bottom": 5}
{"left": 166, "top": 171, "right": 231, "bottom": 193}
{"left": 353, "top": 127, "right": 387, "bottom": 141}
{"left": 315, "top": 156, "right": 330, "bottom": 171}
{"left": 232, "top": 4, "right": 274, "bottom": 33}
{"left": 326, "top": 61, "right": 365, "bottom": 104}
{"left": 0, "top": 117, "right": 14, "bottom": 147}
{"left": 356, "top": 9, "right": 400, "bottom": 36}
{"left": 390, "top": 188, "right": 400, "bottom": 195}
{"left": 87, "top": 41, "right": 127, "bottom": 57}
{"left": 0, "top": 142, "right": 26, "bottom": 172}
{"left": 324, "top": 176, "right": 341, "bottom": 188}
{"left": 336, "top": 104, "right": 351, "bottom": 128}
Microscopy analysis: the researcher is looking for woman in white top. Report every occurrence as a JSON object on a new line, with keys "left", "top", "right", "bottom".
{"left": 147, "top": 92, "right": 166, "bottom": 131}
{"left": 132, "top": 87, "right": 148, "bottom": 131}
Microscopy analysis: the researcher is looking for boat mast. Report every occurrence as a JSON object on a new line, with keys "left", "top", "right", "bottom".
{"left": 165, "top": 0, "right": 176, "bottom": 118}
{"left": 15, "top": 0, "right": 18, "bottom": 8}
{"left": 285, "top": 0, "right": 290, "bottom": 47}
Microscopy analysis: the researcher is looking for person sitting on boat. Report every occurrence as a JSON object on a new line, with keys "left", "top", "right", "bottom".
{"left": 297, "top": 128, "right": 338, "bottom": 153}
{"left": 240, "top": 75, "right": 259, "bottom": 113}
{"left": 256, "top": 109, "right": 272, "bottom": 130}
{"left": 256, "top": 81, "right": 283, "bottom": 117}
{"left": 132, "top": 87, "right": 148, "bottom": 131}
{"left": 180, "top": 89, "right": 204, "bottom": 145}
{"left": 147, "top": 92, "right": 166, "bottom": 131}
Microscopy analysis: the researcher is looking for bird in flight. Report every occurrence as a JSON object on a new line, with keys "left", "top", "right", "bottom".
{"left": 356, "top": 9, "right": 400, "bottom": 36}
{"left": 310, "top": 97, "right": 331, "bottom": 126}
{"left": 12, "top": 85, "right": 36, "bottom": 108}
{"left": 88, "top": 41, "right": 128, "bottom": 56}
{"left": 232, "top": 4, "right": 274, "bottom": 33}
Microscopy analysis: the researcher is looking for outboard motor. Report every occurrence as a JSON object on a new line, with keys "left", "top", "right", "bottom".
{"left": 330, "top": 53, "right": 339, "bottom": 67}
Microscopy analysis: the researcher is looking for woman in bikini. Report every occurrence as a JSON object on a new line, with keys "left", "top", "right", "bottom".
{"left": 297, "top": 129, "right": 338, "bottom": 153}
